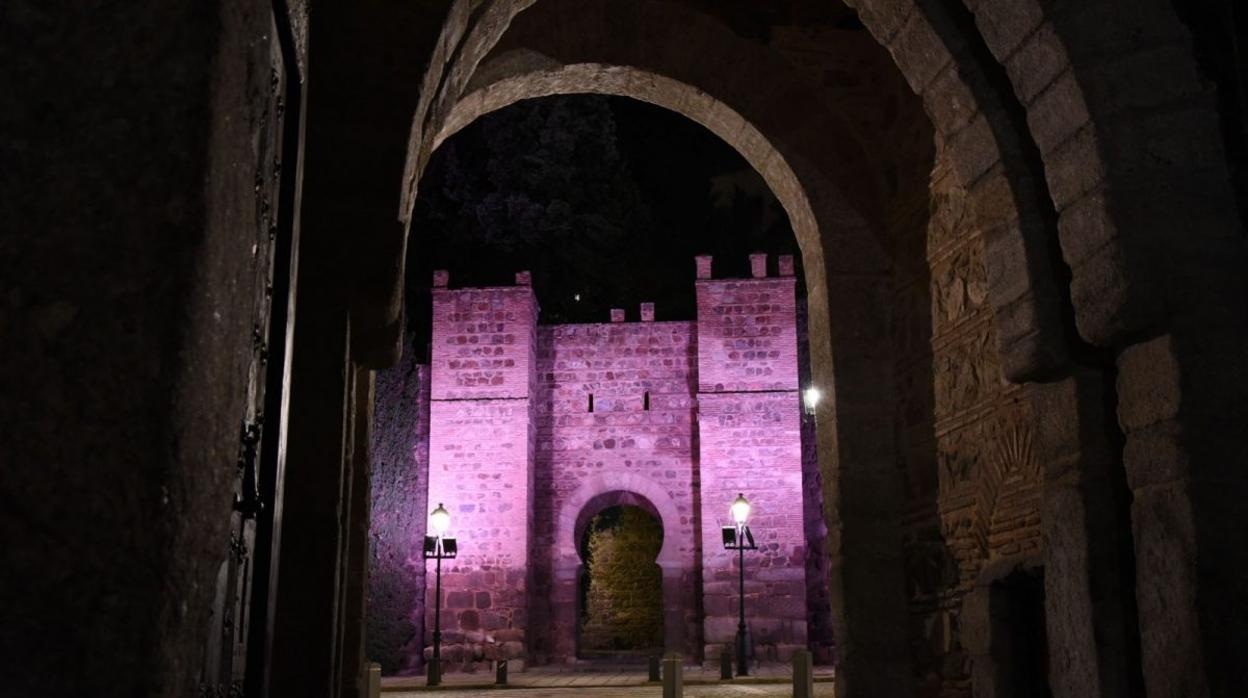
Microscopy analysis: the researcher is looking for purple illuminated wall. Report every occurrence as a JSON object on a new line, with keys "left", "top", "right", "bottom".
{"left": 374, "top": 255, "right": 827, "bottom": 673}
{"left": 425, "top": 275, "right": 538, "bottom": 671}
{"left": 695, "top": 254, "right": 808, "bottom": 663}
{"left": 531, "top": 316, "right": 701, "bottom": 662}
{"left": 367, "top": 342, "right": 430, "bottom": 674}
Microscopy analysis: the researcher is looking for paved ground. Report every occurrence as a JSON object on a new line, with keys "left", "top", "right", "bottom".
{"left": 386, "top": 684, "right": 835, "bottom": 697}
{"left": 383, "top": 663, "right": 835, "bottom": 697}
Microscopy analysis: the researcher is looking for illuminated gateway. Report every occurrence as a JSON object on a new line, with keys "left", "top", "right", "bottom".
{"left": 404, "top": 253, "right": 830, "bottom": 670}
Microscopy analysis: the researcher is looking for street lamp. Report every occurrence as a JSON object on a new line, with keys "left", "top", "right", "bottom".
{"left": 721, "top": 493, "right": 757, "bottom": 677}
{"left": 424, "top": 503, "right": 457, "bottom": 686}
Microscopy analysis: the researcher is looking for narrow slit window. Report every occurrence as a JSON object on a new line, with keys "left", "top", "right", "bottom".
{"left": 643, "top": 391, "right": 651, "bottom": 411}
{"left": 588, "top": 394, "right": 594, "bottom": 413}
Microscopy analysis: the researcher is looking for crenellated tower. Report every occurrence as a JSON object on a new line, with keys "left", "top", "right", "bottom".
{"left": 695, "top": 253, "right": 808, "bottom": 664}
{"left": 425, "top": 270, "right": 539, "bottom": 671}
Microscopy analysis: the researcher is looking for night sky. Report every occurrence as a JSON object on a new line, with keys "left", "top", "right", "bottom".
{"left": 404, "top": 95, "right": 802, "bottom": 350}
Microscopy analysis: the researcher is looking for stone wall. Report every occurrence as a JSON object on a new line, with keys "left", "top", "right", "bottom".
{"left": 695, "top": 257, "right": 808, "bottom": 663}
{"left": 893, "top": 151, "right": 1044, "bottom": 697}
{"left": 368, "top": 354, "right": 431, "bottom": 675}
{"left": 0, "top": 2, "right": 306, "bottom": 695}
{"left": 797, "top": 300, "right": 836, "bottom": 663}
{"left": 532, "top": 314, "right": 701, "bottom": 661}
{"left": 426, "top": 279, "right": 539, "bottom": 671}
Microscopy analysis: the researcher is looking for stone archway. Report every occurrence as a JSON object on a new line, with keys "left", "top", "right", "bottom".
{"left": 391, "top": 2, "right": 1242, "bottom": 696}
{"left": 403, "top": 30, "right": 914, "bottom": 691}
{"left": 400, "top": 2, "right": 917, "bottom": 688}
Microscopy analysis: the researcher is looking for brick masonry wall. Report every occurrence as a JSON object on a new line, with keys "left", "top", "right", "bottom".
{"left": 696, "top": 273, "right": 808, "bottom": 662}
{"left": 695, "top": 277, "right": 800, "bottom": 393}
{"left": 427, "top": 284, "right": 539, "bottom": 671}
{"left": 531, "top": 318, "right": 701, "bottom": 662}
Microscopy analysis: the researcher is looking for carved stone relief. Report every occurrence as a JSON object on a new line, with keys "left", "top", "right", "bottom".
{"left": 932, "top": 244, "right": 988, "bottom": 335}
{"left": 932, "top": 328, "right": 1002, "bottom": 424}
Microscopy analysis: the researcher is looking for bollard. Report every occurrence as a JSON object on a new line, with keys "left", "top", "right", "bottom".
{"left": 367, "top": 662, "right": 381, "bottom": 698}
{"left": 648, "top": 654, "right": 661, "bottom": 682}
{"left": 496, "top": 659, "right": 508, "bottom": 685}
{"left": 426, "top": 657, "right": 441, "bottom": 687}
{"left": 662, "top": 654, "right": 683, "bottom": 698}
{"left": 792, "top": 649, "right": 814, "bottom": 698}
{"left": 719, "top": 645, "right": 733, "bottom": 680}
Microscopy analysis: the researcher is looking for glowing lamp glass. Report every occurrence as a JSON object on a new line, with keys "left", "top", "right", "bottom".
{"left": 803, "top": 387, "right": 822, "bottom": 413}
{"left": 731, "top": 493, "right": 751, "bottom": 525}
{"left": 430, "top": 503, "right": 451, "bottom": 535}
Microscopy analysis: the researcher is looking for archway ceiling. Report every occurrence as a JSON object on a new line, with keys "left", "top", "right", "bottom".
{"left": 406, "top": 0, "right": 935, "bottom": 263}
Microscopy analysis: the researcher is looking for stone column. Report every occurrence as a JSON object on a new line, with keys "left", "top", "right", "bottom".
{"left": 269, "top": 297, "right": 353, "bottom": 696}
{"left": 816, "top": 274, "right": 911, "bottom": 698}
{"left": 1117, "top": 332, "right": 1248, "bottom": 696}
{"left": 340, "top": 369, "right": 376, "bottom": 698}
{"left": 1033, "top": 369, "right": 1140, "bottom": 698}
{"left": 660, "top": 563, "right": 689, "bottom": 656}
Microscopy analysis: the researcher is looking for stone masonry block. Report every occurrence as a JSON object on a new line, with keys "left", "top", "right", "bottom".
{"left": 1116, "top": 334, "right": 1180, "bottom": 432}
{"left": 695, "top": 255, "right": 712, "bottom": 279}
{"left": 749, "top": 252, "right": 767, "bottom": 278}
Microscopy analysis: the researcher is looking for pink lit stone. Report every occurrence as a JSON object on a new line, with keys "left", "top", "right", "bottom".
{"left": 778, "top": 255, "right": 795, "bottom": 277}
{"left": 412, "top": 266, "right": 807, "bottom": 669}
{"left": 433, "top": 269, "right": 450, "bottom": 288}
{"left": 515, "top": 270, "right": 532, "bottom": 286}
{"left": 695, "top": 255, "right": 713, "bottom": 279}
{"left": 749, "top": 252, "right": 767, "bottom": 278}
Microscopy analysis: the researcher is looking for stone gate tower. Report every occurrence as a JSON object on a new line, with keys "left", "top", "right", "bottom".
{"left": 423, "top": 256, "right": 813, "bottom": 670}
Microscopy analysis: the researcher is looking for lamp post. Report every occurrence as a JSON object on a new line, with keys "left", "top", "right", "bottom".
{"left": 722, "top": 493, "right": 757, "bottom": 677}
{"left": 424, "top": 503, "right": 457, "bottom": 686}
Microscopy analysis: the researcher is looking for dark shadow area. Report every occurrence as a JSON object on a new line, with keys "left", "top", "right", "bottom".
{"left": 404, "top": 94, "right": 802, "bottom": 341}
{"left": 991, "top": 568, "right": 1052, "bottom": 698}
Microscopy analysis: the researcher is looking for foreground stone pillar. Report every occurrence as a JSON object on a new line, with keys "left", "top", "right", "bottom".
{"left": 269, "top": 298, "right": 353, "bottom": 696}
{"left": 339, "top": 369, "right": 376, "bottom": 698}
{"left": 1034, "top": 370, "right": 1140, "bottom": 698}
{"left": 816, "top": 275, "right": 912, "bottom": 698}
{"left": 1117, "top": 332, "right": 1248, "bottom": 696}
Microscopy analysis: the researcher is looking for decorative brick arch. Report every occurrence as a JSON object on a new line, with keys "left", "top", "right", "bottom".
{"left": 546, "top": 477, "right": 690, "bottom": 660}
{"left": 556, "top": 475, "right": 684, "bottom": 570}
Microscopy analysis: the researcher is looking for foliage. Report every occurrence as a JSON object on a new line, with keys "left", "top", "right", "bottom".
{"left": 580, "top": 506, "right": 664, "bottom": 652}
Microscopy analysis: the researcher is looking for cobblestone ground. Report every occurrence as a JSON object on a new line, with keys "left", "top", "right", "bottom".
{"left": 387, "top": 684, "right": 835, "bottom": 697}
